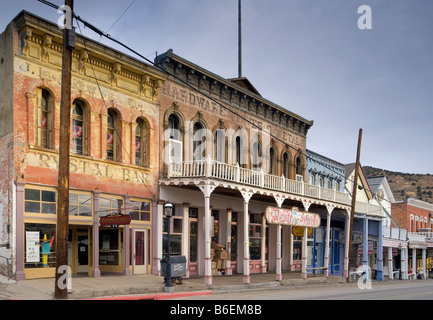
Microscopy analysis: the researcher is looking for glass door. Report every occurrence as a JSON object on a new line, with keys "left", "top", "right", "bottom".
{"left": 189, "top": 208, "right": 198, "bottom": 276}
{"left": 133, "top": 229, "right": 148, "bottom": 274}
{"left": 77, "top": 231, "right": 89, "bottom": 274}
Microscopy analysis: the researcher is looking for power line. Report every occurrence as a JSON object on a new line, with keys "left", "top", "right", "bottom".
{"left": 37, "top": 0, "right": 427, "bottom": 225}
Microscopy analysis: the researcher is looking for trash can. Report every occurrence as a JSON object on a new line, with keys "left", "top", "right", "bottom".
{"left": 160, "top": 255, "right": 187, "bottom": 284}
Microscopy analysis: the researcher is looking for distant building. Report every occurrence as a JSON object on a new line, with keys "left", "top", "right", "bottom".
{"left": 392, "top": 198, "right": 433, "bottom": 278}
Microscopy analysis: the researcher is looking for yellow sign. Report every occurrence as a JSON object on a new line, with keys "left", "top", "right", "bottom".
{"left": 292, "top": 227, "right": 313, "bottom": 237}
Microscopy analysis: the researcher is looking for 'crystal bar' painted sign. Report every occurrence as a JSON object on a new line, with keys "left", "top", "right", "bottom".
{"left": 265, "top": 207, "right": 321, "bottom": 228}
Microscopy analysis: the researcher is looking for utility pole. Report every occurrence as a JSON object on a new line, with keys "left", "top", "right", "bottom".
{"left": 347, "top": 128, "right": 363, "bottom": 282}
{"left": 238, "top": 0, "right": 242, "bottom": 78}
{"left": 55, "top": 0, "right": 74, "bottom": 299}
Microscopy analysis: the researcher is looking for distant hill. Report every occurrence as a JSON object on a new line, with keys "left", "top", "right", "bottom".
{"left": 363, "top": 166, "right": 433, "bottom": 204}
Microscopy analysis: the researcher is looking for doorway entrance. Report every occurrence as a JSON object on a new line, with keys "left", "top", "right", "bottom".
{"left": 77, "top": 231, "right": 89, "bottom": 274}
{"left": 133, "top": 229, "right": 148, "bottom": 274}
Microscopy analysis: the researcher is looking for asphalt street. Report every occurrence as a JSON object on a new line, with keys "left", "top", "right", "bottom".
{"left": 176, "top": 279, "right": 433, "bottom": 300}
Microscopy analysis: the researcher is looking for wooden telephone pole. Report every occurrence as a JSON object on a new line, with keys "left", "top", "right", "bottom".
{"left": 347, "top": 128, "right": 363, "bottom": 281}
{"left": 55, "top": 0, "right": 74, "bottom": 299}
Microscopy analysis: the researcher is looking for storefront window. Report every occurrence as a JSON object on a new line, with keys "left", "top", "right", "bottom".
{"left": 293, "top": 236, "right": 302, "bottom": 261}
{"left": 163, "top": 207, "right": 183, "bottom": 256}
{"left": 249, "top": 213, "right": 267, "bottom": 261}
{"left": 99, "top": 196, "right": 124, "bottom": 217}
{"left": 25, "top": 188, "right": 56, "bottom": 215}
{"left": 130, "top": 199, "right": 151, "bottom": 221}
{"left": 99, "top": 229, "right": 122, "bottom": 266}
{"left": 69, "top": 192, "right": 92, "bottom": 217}
{"left": 25, "top": 223, "right": 56, "bottom": 269}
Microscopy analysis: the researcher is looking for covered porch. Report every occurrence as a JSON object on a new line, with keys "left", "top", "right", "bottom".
{"left": 156, "top": 159, "right": 352, "bottom": 285}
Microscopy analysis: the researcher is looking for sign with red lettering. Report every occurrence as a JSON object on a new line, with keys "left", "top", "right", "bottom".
{"left": 100, "top": 214, "right": 131, "bottom": 226}
{"left": 266, "top": 207, "right": 321, "bottom": 228}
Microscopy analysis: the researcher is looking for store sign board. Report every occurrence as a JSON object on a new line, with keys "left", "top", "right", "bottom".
{"left": 265, "top": 207, "right": 321, "bottom": 228}
{"left": 292, "top": 227, "right": 313, "bottom": 237}
{"left": 100, "top": 214, "right": 131, "bottom": 227}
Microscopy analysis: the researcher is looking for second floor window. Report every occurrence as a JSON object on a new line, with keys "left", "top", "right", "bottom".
{"left": 72, "top": 100, "right": 86, "bottom": 155}
{"left": 135, "top": 118, "right": 148, "bottom": 167}
{"left": 107, "top": 109, "right": 120, "bottom": 162}
{"left": 36, "top": 88, "right": 54, "bottom": 149}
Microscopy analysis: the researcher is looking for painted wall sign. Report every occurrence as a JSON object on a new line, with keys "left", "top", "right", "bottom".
{"left": 265, "top": 207, "right": 321, "bottom": 228}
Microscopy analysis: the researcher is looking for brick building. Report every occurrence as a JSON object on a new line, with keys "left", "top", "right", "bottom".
{"left": 392, "top": 199, "right": 433, "bottom": 233}
{"left": 392, "top": 198, "right": 433, "bottom": 277}
{"left": 154, "top": 50, "right": 352, "bottom": 284}
{"left": 0, "top": 11, "right": 165, "bottom": 280}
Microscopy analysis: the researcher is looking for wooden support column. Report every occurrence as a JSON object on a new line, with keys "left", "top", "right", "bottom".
{"left": 241, "top": 191, "right": 253, "bottom": 284}
{"left": 343, "top": 210, "right": 351, "bottom": 278}
{"left": 226, "top": 208, "right": 233, "bottom": 275}
{"left": 324, "top": 206, "right": 334, "bottom": 277}
{"left": 301, "top": 227, "right": 308, "bottom": 279}
{"left": 200, "top": 182, "right": 216, "bottom": 285}
{"left": 182, "top": 203, "right": 190, "bottom": 277}
{"left": 388, "top": 247, "right": 394, "bottom": 280}
{"left": 92, "top": 191, "right": 101, "bottom": 278}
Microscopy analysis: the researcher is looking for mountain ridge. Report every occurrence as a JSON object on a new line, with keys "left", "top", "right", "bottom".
{"left": 363, "top": 166, "right": 433, "bottom": 205}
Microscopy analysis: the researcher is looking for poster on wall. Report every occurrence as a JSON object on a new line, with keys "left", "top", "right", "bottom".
{"left": 26, "top": 231, "right": 40, "bottom": 263}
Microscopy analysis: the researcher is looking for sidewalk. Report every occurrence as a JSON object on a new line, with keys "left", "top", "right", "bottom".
{"left": 0, "top": 272, "right": 348, "bottom": 300}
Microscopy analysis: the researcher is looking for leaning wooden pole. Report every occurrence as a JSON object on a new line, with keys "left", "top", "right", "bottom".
{"left": 55, "top": 0, "right": 74, "bottom": 299}
{"left": 347, "top": 128, "right": 362, "bottom": 282}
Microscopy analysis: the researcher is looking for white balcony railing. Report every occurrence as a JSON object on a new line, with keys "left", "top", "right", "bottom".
{"left": 168, "top": 159, "right": 351, "bottom": 206}
{"left": 409, "top": 232, "right": 433, "bottom": 241}
{"left": 383, "top": 226, "right": 408, "bottom": 241}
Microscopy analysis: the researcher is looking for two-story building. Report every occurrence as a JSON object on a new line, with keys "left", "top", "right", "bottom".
{"left": 0, "top": 11, "right": 165, "bottom": 280}
{"left": 306, "top": 150, "right": 346, "bottom": 276}
{"left": 367, "top": 176, "right": 408, "bottom": 280}
{"left": 155, "top": 50, "right": 352, "bottom": 285}
{"left": 345, "top": 163, "right": 385, "bottom": 280}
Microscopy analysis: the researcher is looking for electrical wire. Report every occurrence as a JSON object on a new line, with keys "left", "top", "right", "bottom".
{"left": 37, "top": 0, "right": 430, "bottom": 226}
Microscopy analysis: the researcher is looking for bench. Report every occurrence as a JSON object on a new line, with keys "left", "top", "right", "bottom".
{"left": 408, "top": 273, "right": 416, "bottom": 280}
{"left": 392, "top": 270, "right": 400, "bottom": 279}
{"left": 306, "top": 267, "right": 328, "bottom": 277}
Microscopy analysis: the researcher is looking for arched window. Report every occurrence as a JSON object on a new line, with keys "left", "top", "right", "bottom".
{"left": 282, "top": 152, "right": 290, "bottom": 178}
{"left": 269, "top": 147, "right": 277, "bottom": 175}
{"left": 193, "top": 122, "right": 206, "bottom": 160}
{"left": 72, "top": 100, "right": 88, "bottom": 155}
{"left": 235, "top": 136, "right": 247, "bottom": 168}
{"left": 168, "top": 114, "right": 181, "bottom": 141}
{"left": 295, "top": 156, "right": 304, "bottom": 181}
{"left": 36, "top": 88, "right": 54, "bottom": 149}
{"left": 167, "top": 114, "right": 182, "bottom": 163}
{"left": 251, "top": 141, "right": 262, "bottom": 171}
{"left": 107, "top": 109, "right": 120, "bottom": 162}
{"left": 215, "top": 129, "right": 226, "bottom": 163}
{"left": 135, "top": 118, "right": 148, "bottom": 167}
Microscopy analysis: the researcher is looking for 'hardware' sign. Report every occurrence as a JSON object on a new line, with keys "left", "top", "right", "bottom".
{"left": 266, "top": 207, "right": 321, "bottom": 228}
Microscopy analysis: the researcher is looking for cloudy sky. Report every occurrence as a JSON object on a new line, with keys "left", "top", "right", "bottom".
{"left": 1, "top": 0, "right": 433, "bottom": 174}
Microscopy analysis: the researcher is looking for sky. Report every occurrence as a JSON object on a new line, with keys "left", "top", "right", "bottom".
{"left": 1, "top": 0, "right": 433, "bottom": 174}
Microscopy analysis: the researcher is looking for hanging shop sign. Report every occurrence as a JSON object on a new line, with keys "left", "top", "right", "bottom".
{"left": 265, "top": 207, "right": 321, "bottom": 228}
{"left": 100, "top": 214, "right": 131, "bottom": 227}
